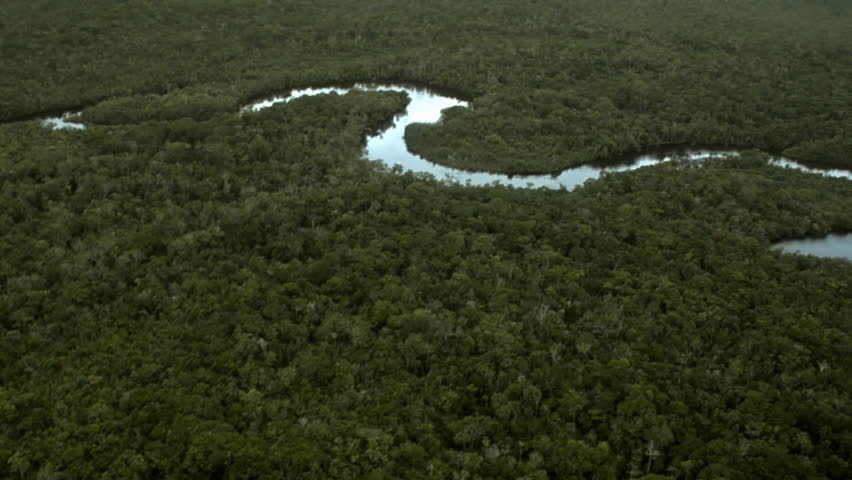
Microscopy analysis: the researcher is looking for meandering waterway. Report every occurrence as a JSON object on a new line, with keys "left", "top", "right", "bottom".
{"left": 43, "top": 112, "right": 85, "bottom": 130}
{"left": 242, "top": 83, "right": 852, "bottom": 189}
{"left": 40, "top": 83, "right": 852, "bottom": 259}
{"left": 47, "top": 83, "right": 852, "bottom": 188}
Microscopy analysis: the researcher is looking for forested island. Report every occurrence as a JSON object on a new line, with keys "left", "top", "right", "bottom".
{"left": 1, "top": 1, "right": 851, "bottom": 479}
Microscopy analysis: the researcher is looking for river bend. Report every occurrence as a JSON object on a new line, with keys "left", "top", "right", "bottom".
{"left": 40, "top": 83, "right": 851, "bottom": 259}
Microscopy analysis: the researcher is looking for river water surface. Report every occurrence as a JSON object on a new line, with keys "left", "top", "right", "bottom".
{"left": 244, "top": 84, "right": 852, "bottom": 260}
{"left": 43, "top": 83, "right": 852, "bottom": 259}
{"left": 240, "top": 83, "right": 852, "bottom": 189}
{"left": 772, "top": 234, "right": 852, "bottom": 261}
{"left": 43, "top": 112, "right": 85, "bottom": 130}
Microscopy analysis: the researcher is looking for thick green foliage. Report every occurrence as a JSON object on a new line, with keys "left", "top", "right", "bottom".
{"left": 1, "top": 93, "right": 851, "bottom": 478}
{"left": 1, "top": 1, "right": 851, "bottom": 479}
{"left": 1, "top": 0, "right": 852, "bottom": 172}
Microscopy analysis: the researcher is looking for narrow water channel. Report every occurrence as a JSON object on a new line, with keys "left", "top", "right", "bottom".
{"left": 41, "top": 83, "right": 852, "bottom": 260}
{"left": 242, "top": 83, "right": 852, "bottom": 189}
{"left": 47, "top": 83, "right": 852, "bottom": 189}
{"left": 243, "top": 84, "right": 852, "bottom": 261}
{"left": 43, "top": 112, "right": 85, "bottom": 130}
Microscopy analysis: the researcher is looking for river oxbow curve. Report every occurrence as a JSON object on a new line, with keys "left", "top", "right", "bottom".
{"left": 37, "top": 84, "right": 852, "bottom": 260}
{"left": 44, "top": 83, "right": 852, "bottom": 190}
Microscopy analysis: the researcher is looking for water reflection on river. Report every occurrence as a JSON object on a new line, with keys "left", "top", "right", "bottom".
{"left": 45, "top": 83, "right": 852, "bottom": 191}
{"left": 772, "top": 234, "right": 852, "bottom": 261}
{"left": 242, "top": 83, "right": 852, "bottom": 190}
{"left": 42, "top": 112, "right": 85, "bottom": 130}
{"left": 39, "top": 83, "right": 852, "bottom": 259}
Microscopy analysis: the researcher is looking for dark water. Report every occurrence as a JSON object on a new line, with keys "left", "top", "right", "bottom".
{"left": 772, "top": 234, "right": 852, "bottom": 261}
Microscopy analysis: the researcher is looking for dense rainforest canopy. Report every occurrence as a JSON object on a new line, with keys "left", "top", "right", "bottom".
{"left": 1, "top": 1, "right": 851, "bottom": 479}
{"left": 2, "top": 0, "right": 852, "bottom": 173}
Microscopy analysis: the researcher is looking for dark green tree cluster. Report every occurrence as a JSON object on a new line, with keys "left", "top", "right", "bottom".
{"left": 1, "top": 89, "right": 851, "bottom": 478}
{"left": 1, "top": 0, "right": 852, "bottom": 478}
{"left": 2, "top": 0, "right": 852, "bottom": 172}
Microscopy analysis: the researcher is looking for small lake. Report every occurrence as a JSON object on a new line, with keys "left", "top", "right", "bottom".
{"left": 46, "top": 83, "right": 852, "bottom": 191}
{"left": 772, "top": 234, "right": 852, "bottom": 261}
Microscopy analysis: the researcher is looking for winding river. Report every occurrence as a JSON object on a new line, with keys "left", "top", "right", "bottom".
{"left": 41, "top": 83, "right": 851, "bottom": 259}
{"left": 237, "top": 83, "right": 852, "bottom": 189}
